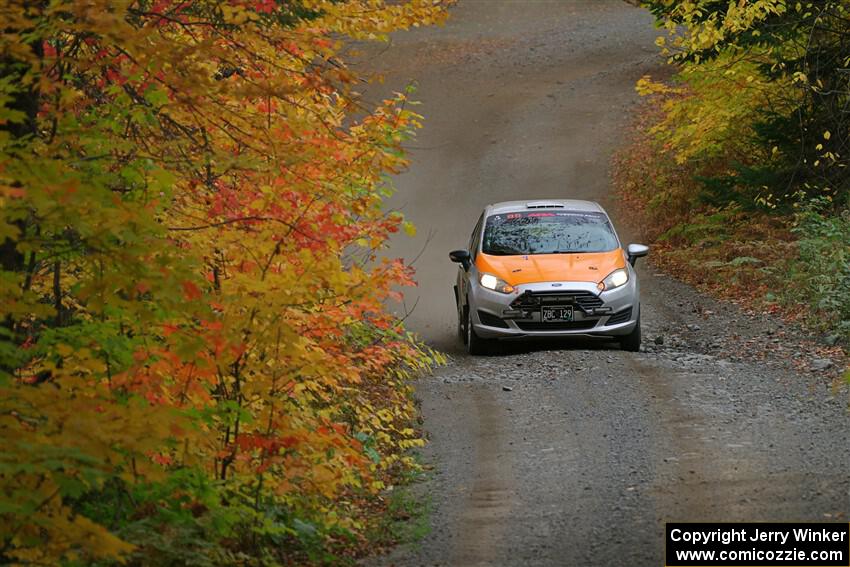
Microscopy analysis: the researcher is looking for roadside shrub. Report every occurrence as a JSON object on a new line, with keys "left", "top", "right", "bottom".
{"left": 613, "top": 98, "right": 793, "bottom": 305}
{"left": 789, "top": 200, "right": 850, "bottom": 343}
{"left": 616, "top": 0, "right": 850, "bottom": 349}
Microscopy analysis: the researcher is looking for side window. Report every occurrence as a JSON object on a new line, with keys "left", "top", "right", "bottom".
{"left": 469, "top": 213, "right": 484, "bottom": 259}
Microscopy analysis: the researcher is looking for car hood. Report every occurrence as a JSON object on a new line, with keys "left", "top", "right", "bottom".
{"left": 476, "top": 249, "right": 626, "bottom": 286}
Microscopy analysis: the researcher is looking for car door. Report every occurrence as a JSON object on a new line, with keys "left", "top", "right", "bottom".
{"left": 457, "top": 212, "right": 484, "bottom": 309}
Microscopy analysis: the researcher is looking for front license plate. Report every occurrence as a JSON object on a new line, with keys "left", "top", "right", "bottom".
{"left": 541, "top": 306, "right": 573, "bottom": 322}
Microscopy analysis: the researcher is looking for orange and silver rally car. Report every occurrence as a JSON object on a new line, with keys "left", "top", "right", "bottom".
{"left": 449, "top": 200, "right": 649, "bottom": 355}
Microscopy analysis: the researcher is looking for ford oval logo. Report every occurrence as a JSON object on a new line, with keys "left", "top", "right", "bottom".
{"left": 551, "top": 283, "right": 562, "bottom": 287}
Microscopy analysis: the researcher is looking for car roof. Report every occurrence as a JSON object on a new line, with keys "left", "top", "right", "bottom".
{"left": 486, "top": 199, "right": 606, "bottom": 216}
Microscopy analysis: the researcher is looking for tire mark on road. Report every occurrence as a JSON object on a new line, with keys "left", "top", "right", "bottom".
{"left": 450, "top": 386, "right": 517, "bottom": 567}
{"left": 626, "top": 355, "right": 812, "bottom": 523}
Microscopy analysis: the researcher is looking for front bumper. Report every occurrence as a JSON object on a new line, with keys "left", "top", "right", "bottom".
{"left": 469, "top": 279, "right": 638, "bottom": 340}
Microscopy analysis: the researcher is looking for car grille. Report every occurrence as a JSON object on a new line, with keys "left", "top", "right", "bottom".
{"left": 477, "top": 310, "right": 510, "bottom": 328}
{"left": 510, "top": 290, "right": 604, "bottom": 314}
{"left": 515, "top": 320, "right": 598, "bottom": 332}
{"left": 607, "top": 307, "right": 632, "bottom": 325}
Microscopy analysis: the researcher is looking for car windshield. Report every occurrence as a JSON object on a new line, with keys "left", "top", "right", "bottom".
{"left": 482, "top": 211, "right": 619, "bottom": 255}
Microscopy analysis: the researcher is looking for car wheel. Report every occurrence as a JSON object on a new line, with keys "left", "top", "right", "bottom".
{"left": 619, "top": 311, "right": 641, "bottom": 352}
{"left": 466, "top": 303, "right": 493, "bottom": 355}
{"left": 458, "top": 300, "right": 468, "bottom": 345}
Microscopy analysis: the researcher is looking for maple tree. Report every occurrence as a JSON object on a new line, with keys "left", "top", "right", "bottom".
{"left": 0, "top": 0, "right": 449, "bottom": 564}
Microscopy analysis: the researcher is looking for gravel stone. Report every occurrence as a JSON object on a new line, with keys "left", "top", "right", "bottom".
{"left": 811, "top": 358, "right": 834, "bottom": 372}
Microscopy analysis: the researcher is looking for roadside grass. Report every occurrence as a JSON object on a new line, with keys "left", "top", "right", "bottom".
{"left": 613, "top": 101, "right": 849, "bottom": 376}
{"left": 266, "top": 461, "right": 431, "bottom": 566}
{"left": 364, "top": 465, "right": 432, "bottom": 554}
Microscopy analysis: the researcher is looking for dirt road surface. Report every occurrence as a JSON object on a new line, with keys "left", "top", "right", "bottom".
{"left": 360, "top": 2, "right": 850, "bottom": 565}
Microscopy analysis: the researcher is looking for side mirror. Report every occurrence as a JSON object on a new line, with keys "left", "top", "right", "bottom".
{"left": 449, "top": 249, "right": 471, "bottom": 271}
{"left": 626, "top": 243, "right": 649, "bottom": 266}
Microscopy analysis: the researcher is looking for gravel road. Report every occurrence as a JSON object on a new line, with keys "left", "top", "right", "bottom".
{"left": 360, "top": 2, "right": 850, "bottom": 565}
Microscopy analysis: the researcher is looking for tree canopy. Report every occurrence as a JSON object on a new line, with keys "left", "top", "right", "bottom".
{"left": 0, "top": 0, "right": 448, "bottom": 564}
{"left": 644, "top": 0, "right": 849, "bottom": 204}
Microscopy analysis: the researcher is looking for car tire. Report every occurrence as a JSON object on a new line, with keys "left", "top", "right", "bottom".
{"left": 458, "top": 300, "right": 468, "bottom": 345}
{"left": 466, "top": 302, "right": 493, "bottom": 355}
{"left": 619, "top": 311, "right": 641, "bottom": 352}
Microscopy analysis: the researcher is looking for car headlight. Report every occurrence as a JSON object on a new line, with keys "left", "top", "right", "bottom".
{"left": 600, "top": 268, "right": 629, "bottom": 291}
{"left": 479, "top": 272, "right": 515, "bottom": 294}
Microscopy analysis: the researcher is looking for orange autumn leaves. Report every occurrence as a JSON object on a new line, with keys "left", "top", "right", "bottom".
{"left": 0, "top": 0, "right": 448, "bottom": 563}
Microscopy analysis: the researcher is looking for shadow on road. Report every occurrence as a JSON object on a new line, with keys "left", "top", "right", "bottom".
{"left": 442, "top": 335, "right": 622, "bottom": 358}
